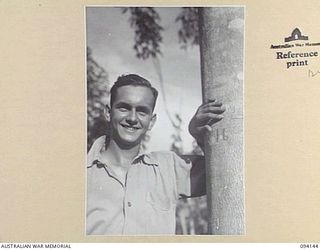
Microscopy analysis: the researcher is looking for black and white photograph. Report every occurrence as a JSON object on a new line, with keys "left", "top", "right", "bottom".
{"left": 86, "top": 6, "right": 244, "bottom": 235}
{"left": 2, "top": 0, "right": 320, "bottom": 246}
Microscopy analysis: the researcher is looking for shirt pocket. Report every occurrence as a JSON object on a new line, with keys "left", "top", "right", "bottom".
{"left": 145, "top": 191, "right": 172, "bottom": 211}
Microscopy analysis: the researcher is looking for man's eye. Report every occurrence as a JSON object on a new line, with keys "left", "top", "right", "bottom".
{"left": 137, "top": 111, "right": 147, "bottom": 116}
{"left": 118, "top": 107, "right": 128, "bottom": 112}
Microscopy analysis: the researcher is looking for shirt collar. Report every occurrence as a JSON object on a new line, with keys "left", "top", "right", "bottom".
{"left": 87, "top": 136, "right": 158, "bottom": 168}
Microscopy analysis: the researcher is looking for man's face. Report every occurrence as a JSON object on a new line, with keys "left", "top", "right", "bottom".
{"left": 108, "top": 85, "right": 156, "bottom": 148}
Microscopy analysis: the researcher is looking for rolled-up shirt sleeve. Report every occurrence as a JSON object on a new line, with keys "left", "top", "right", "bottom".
{"left": 172, "top": 153, "right": 206, "bottom": 199}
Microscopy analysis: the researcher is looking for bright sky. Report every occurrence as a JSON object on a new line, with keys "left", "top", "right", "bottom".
{"left": 86, "top": 7, "right": 202, "bottom": 153}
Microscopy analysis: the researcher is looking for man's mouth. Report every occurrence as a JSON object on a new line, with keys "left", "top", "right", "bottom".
{"left": 121, "top": 124, "right": 140, "bottom": 132}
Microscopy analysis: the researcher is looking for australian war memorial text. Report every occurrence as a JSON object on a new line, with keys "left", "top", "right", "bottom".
{"left": 1, "top": 244, "right": 71, "bottom": 249}
{"left": 270, "top": 28, "right": 320, "bottom": 69}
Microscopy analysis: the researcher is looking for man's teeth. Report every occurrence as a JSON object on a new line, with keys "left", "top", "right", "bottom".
{"left": 122, "top": 125, "right": 138, "bottom": 130}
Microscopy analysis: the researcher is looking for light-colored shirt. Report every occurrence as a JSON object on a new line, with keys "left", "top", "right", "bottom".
{"left": 86, "top": 136, "right": 203, "bottom": 235}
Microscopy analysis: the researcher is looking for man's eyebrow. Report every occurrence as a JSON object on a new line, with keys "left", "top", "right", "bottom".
{"left": 136, "top": 106, "right": 152, "bottom": 113}
{"left": 114, "top": 102, "right": 152, "bottom": 113}
{"left": 114, "top": 102, "right": 131, "bottom": 108}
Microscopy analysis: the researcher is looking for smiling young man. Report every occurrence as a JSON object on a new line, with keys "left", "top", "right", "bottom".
{"left": 86, "top": 74, "right": 225, "bottom": 235}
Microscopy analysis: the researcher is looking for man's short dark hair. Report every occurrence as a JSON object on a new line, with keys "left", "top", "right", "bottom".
{"left": 110, "top": 74, "right": 158, "bottom": 110}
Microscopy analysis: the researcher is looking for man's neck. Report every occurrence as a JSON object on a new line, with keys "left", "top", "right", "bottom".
{"left": 100, "top": 139, "right": 141, "bottom": 168}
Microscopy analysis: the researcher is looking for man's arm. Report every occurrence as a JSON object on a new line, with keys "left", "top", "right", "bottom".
{"left": 186, "top": 100, "right": 225, "bottom": 196}
{"left": 180, "top": 155, "right": 206, "bottom": 197}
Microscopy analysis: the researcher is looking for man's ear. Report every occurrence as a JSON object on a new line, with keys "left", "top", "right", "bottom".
{"left": 148, "top": 114, "right": 157, "bottom": 130}
{"left": 104, "top": 105, "right": 111, "bottom": 122}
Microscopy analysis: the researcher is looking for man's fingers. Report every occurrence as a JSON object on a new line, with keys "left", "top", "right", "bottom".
{"left": 204, "top": 125, "right": 212, "bottom": 132}
{"left": 208, "top": 98, "right": 216, "bottom": 102}
{"left": 196, "top": 113, "right": 224, "bottom": 124}
{"left": 190, "top": 100, "right": 225, "bottom": 139}
{"left": 199, "top": 106, "right": 226, "bottom": 114}
{"left": 197, "top": 100, "right": 223, "bottom": 114}
{"left": 207, "top": 116, "right": 223, "bottom": 126}
{"left": 200, "top": 101, "right": 223, "bottom": 110}
{"left": 196, "top": 125, "right": 213, "bottom": 134}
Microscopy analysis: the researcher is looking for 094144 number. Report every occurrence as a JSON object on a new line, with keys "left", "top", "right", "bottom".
{"left": 300, "top": 244, "right": 319, "bottom": 248}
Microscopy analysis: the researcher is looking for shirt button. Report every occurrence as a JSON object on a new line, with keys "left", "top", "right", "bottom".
{"left": 127, "top": 202, "right": 132, "bottom": 207}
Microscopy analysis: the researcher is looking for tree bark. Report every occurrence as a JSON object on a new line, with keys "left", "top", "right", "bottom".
{"left": 198, "top": 7, "right": 245, "bottom": 235}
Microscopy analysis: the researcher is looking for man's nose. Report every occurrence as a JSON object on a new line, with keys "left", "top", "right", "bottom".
{"left": 126, "top": 110, "right": 138, "bottom": 124}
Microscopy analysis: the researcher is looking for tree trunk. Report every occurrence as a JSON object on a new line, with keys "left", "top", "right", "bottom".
{"left": 198, "top": 7, "right": 245, "bottom": 235}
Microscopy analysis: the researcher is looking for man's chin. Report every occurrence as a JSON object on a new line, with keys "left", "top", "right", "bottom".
{"left": 115, "top": 136, "right": 142, "bottom": 149}
{"left": 110, "top": 129, "right": 145, "bottom": 149}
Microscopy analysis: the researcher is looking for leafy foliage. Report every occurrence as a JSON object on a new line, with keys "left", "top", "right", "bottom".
{"left": 176, "top": 196, "right": 208, "bottom": 234}
{"left": 122, "top": 7, "right": 163, "bottom": 59}
{"left": 87, "top": 47, "right": 110, "bottom": 151}
{"left": 176, "top": 7, "right": 199, "bottom": 49}
{"left": 170, "top": 113, "right": 184, "bottom": 155}
{"left": 122, "top": 7, "right": 199, "bottom": 59}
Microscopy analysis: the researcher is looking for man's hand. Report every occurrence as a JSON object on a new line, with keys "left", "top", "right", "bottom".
{"left": 188, "top": 99, "right": 225, "bottom": 146}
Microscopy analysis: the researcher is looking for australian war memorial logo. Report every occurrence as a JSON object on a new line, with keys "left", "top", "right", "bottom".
{"left": 270, "top": 28, "right": 320, "bottom": 70}
{"left": 284, "top": 28, "right": 308, "bottom": 42}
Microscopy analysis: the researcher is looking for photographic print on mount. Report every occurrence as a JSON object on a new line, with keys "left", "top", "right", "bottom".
{"left": 86, "top": 6, "right": 244, "bottom": 235}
